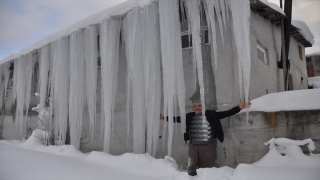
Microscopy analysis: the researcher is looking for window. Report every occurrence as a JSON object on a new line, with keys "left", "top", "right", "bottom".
{"left": 257, "top": 43, "right": 268, "bottom": 64}
{"left": 181, "top": 28, "right": 209, "bottom": 49}
{"left": 298, "top": 45, "right": 302, "bottom": 60}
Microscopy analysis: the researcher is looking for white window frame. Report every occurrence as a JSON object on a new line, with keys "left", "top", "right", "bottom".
{"left": 257, "top": 43, "right": 268, "bottom": 64}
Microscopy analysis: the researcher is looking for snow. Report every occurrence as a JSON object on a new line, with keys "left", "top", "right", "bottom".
{"left": 258, "top": 0, "right": 314, "bottom": 45}
{"left": 1, "top": 134, "right": 319, "bottom": 180}
{"left": 292, "top": 20, "right": 315, "bottom": 45}
{"left": 241, "top": 89, "right": 320, "bottom": 113}
{"left": 258, "top": 0, "right": 285, "bottom": 15}
{"left": 308, "top": 76, "right": 320, "bottom": 89}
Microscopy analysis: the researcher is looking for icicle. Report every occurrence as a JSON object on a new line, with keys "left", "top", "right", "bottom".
{"left": 203, "top": 0, "right": 218, "bottom": 71}
{"left": 14, "top": 56, "right": 27, "bottom": 138}
{"left": 159, "top": 0, "right": 186, "bottom": 156}
{"left": 84, "top": 25, "right": 98, "bottom": 142}
{"left": 219, "top": 0, "right": 227, "bottom": 30}
{"left": 39, "top": 45, "right": 50, "bottom": 109}
{"left": 51, "top": 37, "right": 70, "bottom": 144}
{"left": 230, "top": 0, "right": 251, "bottom": 122}
{"left": 24, "top": 53, "right": 35, "bottom": 118}
{"left": 184, "top": 0, "right": 206, "bottom": 120}
{"left": 100, "top": 18, "right": 121, "bottom": 153}
{"left": 0, "top": 63, "right": 10, "bottom": 114}
{"left": 141, "top": 3, "right": 162, "bottom": 156}
{"left": 123, "top": 7, "right": 146, "bottom": 154}
{"left": 69, "top": 30, "right": 86, "bottom": 149}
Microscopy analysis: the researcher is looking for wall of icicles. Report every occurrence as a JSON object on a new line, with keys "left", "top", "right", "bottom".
{"left": 0, "top": 0, "right": 251, "bottom": 157}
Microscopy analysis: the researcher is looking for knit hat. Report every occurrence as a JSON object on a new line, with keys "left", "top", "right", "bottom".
{"left": 189, "top": 88, "right": 201, "bottom": 105}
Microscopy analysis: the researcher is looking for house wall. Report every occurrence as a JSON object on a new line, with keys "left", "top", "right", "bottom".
{"left": 288, "top": 38, "right": 308, "bottom": 90}
{"left": 248, "top": 13, "right": 284, "bottom": 99}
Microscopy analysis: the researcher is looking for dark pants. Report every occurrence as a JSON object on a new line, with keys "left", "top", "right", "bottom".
{"left": 187, "top": 142, "right": 215, "bottom": 176}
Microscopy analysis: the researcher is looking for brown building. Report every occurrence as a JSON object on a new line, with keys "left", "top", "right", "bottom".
{"left": 306, "top": 52, "right": 320, "bottom": 77}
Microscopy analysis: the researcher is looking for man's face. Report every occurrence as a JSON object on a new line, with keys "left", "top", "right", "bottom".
{"left": 193, "top": 103, "right": 202, "bottom": 114}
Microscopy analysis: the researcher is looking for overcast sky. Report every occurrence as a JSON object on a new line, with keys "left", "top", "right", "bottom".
{"left": 0, "top": 0, "right": 319, "bottom": 60}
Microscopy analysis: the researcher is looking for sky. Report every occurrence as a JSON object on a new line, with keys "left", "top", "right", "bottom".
{"left": 0, "top": 0, "right": 319, "bottom": 60}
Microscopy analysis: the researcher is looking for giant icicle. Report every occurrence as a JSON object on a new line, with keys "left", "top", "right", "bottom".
{"left": 230, "top": 0, "right": 251, "bottom": 119}
{"left": 159, "top": 0, "right": 186, "bottom": 156}
{"left": 69, "top": 30, "right": 86, "bottom": 149}
{"left": 141, "top": 3, "right": 162, "bottom": 156}
{"left": 52, "top": 37, "right": 70, "bottom": 144}
{"left": 13, "top": 56, "right": 27, "bottom": 137}
{"left": 84, "top": 25, "right": 98, "bottom": 142}
{"left": 0, "top": 63, "right": 10, "bottom": 114}
{"left": 24, "top": 53, "right": 35, "bottom": 118}
{"left": 39, "top": 45, "right": 50, "bottom": 110}
{"left": 123, "top": 7, "right": 146, "bottom": 154}
{"left": 184, "top": 0, "right": 206, "bottom": 119}
{"left": 100, "top": 18, "right": 121, "bottom": 153}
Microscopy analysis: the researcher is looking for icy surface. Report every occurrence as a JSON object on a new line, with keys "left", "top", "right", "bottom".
{"left": 159, "top": 0, "right": 186, "bottom": 156}
{"left": 24, "top": 53, "right": 35, "bottom": 117}
{"left": 292, "top": 20, "right": 315, "bottom": 45}
{"left": 69, "top": 30, "right": 86, "bottom": 149}
{"left": 308, "top": 76, "right": 320, "bottom": 89}
{"left": 241, "top": 89, "right": 320, "bottom": 112}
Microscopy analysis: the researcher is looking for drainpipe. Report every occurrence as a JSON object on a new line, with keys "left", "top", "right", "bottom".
{"left": 283, "top": 0, "right": 292, "bottom": 91}
{"left": 278, "top": 0, "right": 292, "bottom": 91}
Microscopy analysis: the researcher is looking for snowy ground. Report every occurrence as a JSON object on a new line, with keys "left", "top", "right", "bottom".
{"left": 1, "top": 130, "right": 320, "bottom": 180}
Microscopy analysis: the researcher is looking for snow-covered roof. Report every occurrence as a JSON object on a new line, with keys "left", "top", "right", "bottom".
{"left": 252, "top": 0, "right": 314, "bottom": 47}
{"left": 0, "top": 0, "right": 152, "bottom": 65}
{"left": 241, "top": 89, "right": 320, "bottom": 112}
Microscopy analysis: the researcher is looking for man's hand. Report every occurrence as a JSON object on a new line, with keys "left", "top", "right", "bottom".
{"left": 239, "top": 101, "right": 251, "bottom": 109}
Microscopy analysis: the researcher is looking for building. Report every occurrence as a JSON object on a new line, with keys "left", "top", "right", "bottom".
{"left": 0, "top": 0, "right": 315, "bottom": 168}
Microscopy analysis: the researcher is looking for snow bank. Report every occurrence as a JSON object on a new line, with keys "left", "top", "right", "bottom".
{"left": 231, "top": 138, "right": 320, "bottom": 180}
{"left": 20, "top": 130, "right": 85, "bottom": 158}
{"left": 308, "top": 76, "right": 320, "bottom": 89}
{"left": 241, "top": 89, "right": 320, "bottom": 112}
{"left": 255, "top": 138, "right": 319, "bottom": 168}
{"left": 292, "top": 20, "right": 315, "bottom": 45}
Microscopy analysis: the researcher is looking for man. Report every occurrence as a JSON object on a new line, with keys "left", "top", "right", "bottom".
{"left": 160, "top": 99, "right": 251, "bottom": 176}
